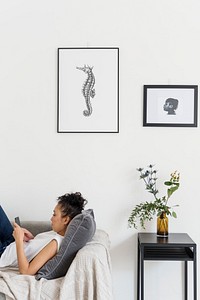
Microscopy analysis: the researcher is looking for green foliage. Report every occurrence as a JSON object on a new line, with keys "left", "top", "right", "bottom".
{"left": 128, "top": 165, "right": 180, "bottom": 229}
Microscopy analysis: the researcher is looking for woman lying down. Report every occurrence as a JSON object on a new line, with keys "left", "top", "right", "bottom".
{"left": 0, "top": 192, "right": 87, "bottom": 275}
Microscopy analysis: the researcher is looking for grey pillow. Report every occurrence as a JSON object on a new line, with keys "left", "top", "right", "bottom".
{"left": 35, "top": 209, "right": 96, "bottom": 280}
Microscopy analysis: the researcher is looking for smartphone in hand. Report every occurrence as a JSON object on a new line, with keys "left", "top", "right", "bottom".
{"left": 15, "top": 216, "right": 21, "bottom": 226}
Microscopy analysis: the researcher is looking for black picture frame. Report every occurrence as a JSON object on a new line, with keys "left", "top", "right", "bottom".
{"left": 143, "top": 85, "right": 198, "bottom": 127}
{"left": 57, "top": 47, "right": 119, "bottom": 133}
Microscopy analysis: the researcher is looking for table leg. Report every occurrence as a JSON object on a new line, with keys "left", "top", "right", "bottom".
{"left": 184, "top": 261, "right": 187, "bottom": 300}
{"left": 194, "top": 246, "right": 197, "bottom": 300}
{"left": 137, "top": 239, "right": 140, "bottom": 300}
{"left": 141, "top": 247, "right": 144, "bottom": 300}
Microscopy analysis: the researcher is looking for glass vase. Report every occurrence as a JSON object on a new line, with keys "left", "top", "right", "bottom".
{"left": 157, "top": 212, "right": 168, "bottom": 237}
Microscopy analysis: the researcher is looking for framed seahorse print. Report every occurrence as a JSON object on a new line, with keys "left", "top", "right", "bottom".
{"left": 57, "top": 47, "right": 119, "bottom": 133}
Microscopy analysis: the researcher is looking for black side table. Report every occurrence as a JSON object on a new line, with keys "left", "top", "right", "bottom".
{"left": 137, "top": 233, "right": 197, "bottom": 300}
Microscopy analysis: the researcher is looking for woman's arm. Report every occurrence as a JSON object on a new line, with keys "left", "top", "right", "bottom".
{"left": 13, "top": 223, "right": 58, "bottom": 275}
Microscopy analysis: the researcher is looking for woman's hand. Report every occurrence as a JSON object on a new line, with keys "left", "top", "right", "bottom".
{"left": 22, "top": 228, "right": 34, "bottom": 242}
{"left": 13, "top": 222, "right": 24, "bottom": 243}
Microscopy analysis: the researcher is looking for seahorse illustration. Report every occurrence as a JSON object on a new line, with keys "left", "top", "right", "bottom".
{"left": 76, "top": 65, "right": 95, "bottom": 117}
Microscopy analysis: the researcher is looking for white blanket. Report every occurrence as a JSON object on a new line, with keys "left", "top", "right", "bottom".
{"left": 0, "top": 230, "right": 113, "bottom": 300}
{"left": 0, "top": 270, "right": 63, "bottom": 300}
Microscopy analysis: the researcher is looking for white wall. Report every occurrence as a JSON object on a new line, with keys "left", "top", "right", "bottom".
{"left": 0, "top": 1, "right": 200, "bottom": 299}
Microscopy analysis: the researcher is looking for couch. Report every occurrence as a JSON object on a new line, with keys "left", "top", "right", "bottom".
{"left": 0, "top": 221, "right": 113, "bottom": 300}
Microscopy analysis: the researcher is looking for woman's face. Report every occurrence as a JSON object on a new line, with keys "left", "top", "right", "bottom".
{"left": 50, "top": 204, "right": 70, "bottom": 236}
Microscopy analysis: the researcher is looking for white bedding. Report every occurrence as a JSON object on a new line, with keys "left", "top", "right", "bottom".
{"left": 0, "top": 230, "right": 113, "bottom": 300}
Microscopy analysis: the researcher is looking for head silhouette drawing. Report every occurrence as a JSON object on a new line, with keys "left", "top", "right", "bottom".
{"left": 163, "top": 98, "right": 179, "bottom": 115}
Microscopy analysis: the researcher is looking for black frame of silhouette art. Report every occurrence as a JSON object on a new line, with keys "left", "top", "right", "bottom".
{"left": 143, "top": 85, "right": 198, "bottom": 127}
{"left": 57, "top": 47, "right": 119, "bottom": 133}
